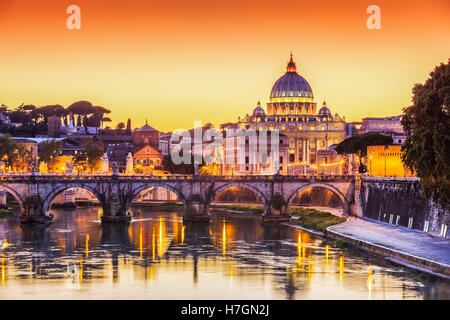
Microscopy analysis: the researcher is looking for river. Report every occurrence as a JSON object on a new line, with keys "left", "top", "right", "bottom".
{"left": 0, "top": 206, "right": 449, "bottom": 299}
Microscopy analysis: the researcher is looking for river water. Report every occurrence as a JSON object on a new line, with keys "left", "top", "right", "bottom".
{"left": 0, "top": 206, "right": 449, "bottom": 299}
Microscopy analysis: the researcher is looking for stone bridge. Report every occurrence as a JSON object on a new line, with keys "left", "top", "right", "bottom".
{"left": 0, "top": 173, "right": 360, "bottom": 224}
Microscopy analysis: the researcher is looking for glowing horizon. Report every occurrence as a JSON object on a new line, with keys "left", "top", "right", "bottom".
{"left": 0, "top": 0, "right": 449, "bottom": 132}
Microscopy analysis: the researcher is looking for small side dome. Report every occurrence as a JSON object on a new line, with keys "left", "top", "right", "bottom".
{"left": 318, "top": 101, "right": 331, "bottom": 115}
{"left": 252, "top": 101, "right": 266, "bottom": 116}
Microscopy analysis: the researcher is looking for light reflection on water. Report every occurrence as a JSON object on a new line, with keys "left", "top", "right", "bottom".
{"left": 0, "top": 206, "right": 449, "bottom": 299}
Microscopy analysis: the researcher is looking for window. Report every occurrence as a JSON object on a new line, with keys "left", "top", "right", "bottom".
{"left": 245, "top": 156, "right": 249, "bottom": 164}
{"left": 261, "top": 153, "right": 268, "bottom": 164}
{"left": 279, "top": 156, "right": 284, "bottom": 164}
{"left": 289, "top": 154, "right": 295, "bottom": 163}
{"left": 289, "top": 139, "right": 295, "bottom": 148}
{"left": 310, "top": 126, "right": 315, "bottom": 131}
{"left": 245, "top": 166, "right": 249, "bottom": 171}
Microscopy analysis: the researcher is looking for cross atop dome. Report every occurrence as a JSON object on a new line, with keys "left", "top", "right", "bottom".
{"left": 286, "top": 52, "right": 297, "bottom": 73}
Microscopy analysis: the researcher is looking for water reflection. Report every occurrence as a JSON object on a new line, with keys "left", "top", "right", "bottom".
{"left": 0, "top": 207, "right": 449, "bottom": 299}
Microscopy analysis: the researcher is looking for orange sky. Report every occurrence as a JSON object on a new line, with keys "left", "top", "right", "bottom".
{"left": 0, "top": 0, "right": 449, "bottom": 132}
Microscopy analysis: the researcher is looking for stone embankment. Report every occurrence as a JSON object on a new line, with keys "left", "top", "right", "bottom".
{"left": 327, "top": 217, "right": 450, "bottom": 280}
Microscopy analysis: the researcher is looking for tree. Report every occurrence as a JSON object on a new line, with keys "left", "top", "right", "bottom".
{"left": 115, "top": 122, "right": 125, "bottom": 131}
{"left": 86, "top": 105, "right": 111, "bottom": 127}
{"left": 0, "top": 134, "right": 18, "bottom": 168}
{"left": 67, "top": 100, "right": 94, "bottom": 129}
{"left": 401, "top": 61, "right": 450, "bottom": 207}
{"left": 35, "top": 105, "right": 64, "bottom": 125}
{"left": 38, "top": 140, "right": 62, "bottom": 172}
{"left": 73, "top": 153, "right": 87, "bottom": 174}
{"left": 126, "top": 118, "right": 132, "bottom": 135}
{"left": 336, "top": 133, "right": 393, "bottom": 172}
{"left": 13, "top": 143, "right": 33, "bottom": 172}
{"left": 336, "top": 133, "right": 393, "bottom": 173}
{"left": 84, "top": 139, "right": 104, "bottom": 173}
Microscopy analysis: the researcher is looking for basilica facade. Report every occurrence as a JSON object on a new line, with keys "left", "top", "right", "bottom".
{"left": 235, "top": 54, "right": 347, "bottom": 175}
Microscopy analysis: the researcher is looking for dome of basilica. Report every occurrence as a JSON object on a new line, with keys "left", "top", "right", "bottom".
{"left": 270, "top": 54, "right": 314, "bottom": 100}
{"left": 252, "top": 101, "right": 266, "bottom": 116}
{"left": 318, "top": 101, "right": 331, "bottom": 115}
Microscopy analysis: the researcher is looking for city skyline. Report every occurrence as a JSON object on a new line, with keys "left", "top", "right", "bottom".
{"left": 1, "top": 0, "right": 449, "bottom": 132}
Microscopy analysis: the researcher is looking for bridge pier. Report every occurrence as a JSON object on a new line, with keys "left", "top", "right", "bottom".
{"left": 20, "top": 195, "right": 53, "bottom": 225}
{"left": 262, "top": 209, "right": 291, "bottom": 223}
{"left": 183, "top": 196, "right": 211, "bottom": 223}
{"left": 262, "top": 194, "right": 290, "bottom": 223}
{"left": 100, "top": 201, "right": 131, "bottom": 223}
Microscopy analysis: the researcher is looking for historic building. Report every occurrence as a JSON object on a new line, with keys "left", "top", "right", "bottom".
{"left": 207, "top": 132, "right": 289, "bottom": 176}
{"left": 134, "top": 145, "right": 163, "bottom": 174}
{"left": 366, "top": 145, "right": 415, "bottom": 178}
{"left": 133, "top": 121, "right": 160, "bottom": 150}
{"left": 234, "top": 54, "right": 347, "bottom": 175}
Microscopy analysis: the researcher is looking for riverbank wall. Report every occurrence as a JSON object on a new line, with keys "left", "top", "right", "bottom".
{"left": 360, "top": 178, "right": 449, "bottom": 239}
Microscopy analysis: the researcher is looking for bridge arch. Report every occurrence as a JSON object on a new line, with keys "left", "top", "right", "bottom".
{"left": 0, "top": 185, "right": 25, "bottom": 209}
{"left": 286, "top": 183, "right": 350, "bottom": 216}
{"left": 211, "top": 182, "right": 269, "bottom": 209}
{"left": 42, "top": 184, "right": 104, "bottom": 214}
{"left": 129, "top": 183, "right": 186, "bottom": 208}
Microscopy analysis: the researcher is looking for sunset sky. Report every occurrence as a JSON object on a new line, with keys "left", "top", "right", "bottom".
{"left": 0, "top": 0, "right": 449, "bottom": 132}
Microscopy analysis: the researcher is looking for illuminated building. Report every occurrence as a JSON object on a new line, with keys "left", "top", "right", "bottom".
{"left": 133, "top": 145, "right": 163, "bottom": 174}
{"left": 133, "top": 121, "right": 160, "bottom": 150}
{"left": 234, "top": 54, "right": 347, "bottom": 175}
{"left": 218, "top": 132, "right": 289, "bottom": 175}
{"left": 361, "top": 116, "right": 404, "bottom": 134}
{"left": 316, "top": 148, "right": 345, "bottom": 175}
{"left": 360, "top": 116, "right": 407, "bottom": 145}
{"left": 366, "top": 145, "right": 414, "bottom": 177}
